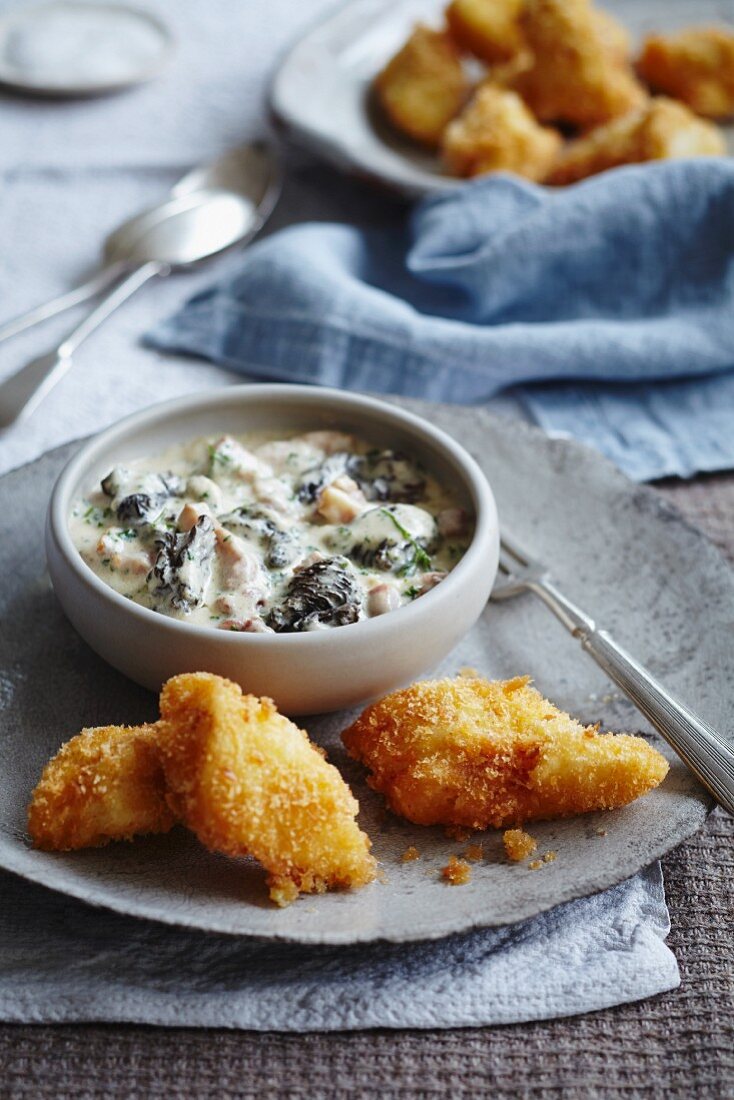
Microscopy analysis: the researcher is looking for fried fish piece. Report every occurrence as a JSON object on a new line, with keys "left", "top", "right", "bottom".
{"left": 158, "top": 672, "right": 376, "bottom": 906}
{"left": 548, "top": 96, "right": 725, "bottom": 185}
{"left": 446, "top": 0, "right": 525, "bottom": 63}
{"left": 374, "top": 24, "right": 470, "bottom": 146}
{"left": 28, "top": 723, "right": 175, "bottom": 851}
{"left": 342, "top": 675, "right": 669, "bottom": 829}
{"left": 442, "top": 83, "right": 562, "bottom": 179}
{"left": 638, "top": 26, "right": 734, "bottom": 120}
{"left": 591, "top": 7, "right": 632, "bottom": 64}
{"left": 510, "top": 0, "right": 646, "bottom": 128}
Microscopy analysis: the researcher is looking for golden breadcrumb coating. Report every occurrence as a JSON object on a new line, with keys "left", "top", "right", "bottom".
{"left": 510, "top": 0, "right": 646, "bottom": 128}
{"left": 374, "top": 23, "right": 470, "bottom": 146}
{"left": 442, "top": 83, "right": 561, "bottom": 179}
{"left": 342, "top": 675, "right": 669, "bottom": 829}
{"left": 503, "top": 828, "right": 537, "bottom": 861}
{"left": 158, "top": 672, "right": 376, "bottom": 907}
{"left": 548, "top": 96, "right": 725, "bottom": 185}
{"left": 446, "top": 0, "right": 524, "bottom": 63}
{"left": 592, "top": 8, "right": 631, "bottom": 63}
{"left": 28, "top": 723, "right": 175, "bottom": 851}
{"left": 638, "top": 26, "right": 734, "bottom": 119}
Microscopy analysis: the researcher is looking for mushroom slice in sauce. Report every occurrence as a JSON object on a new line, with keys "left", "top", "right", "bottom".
{"left": 268, "top": 557, "right": 363, "bottom": 633}
{"left": 147, "top": 514, "right": 216, "bottom": 614}
{"left": 101, "top": 467, "right": 186, "bottom": 528}
{"left": 296, "top": 452, "right": 352, "bottom": 504}
{"left": 349, "top": 450, "right": 427, "bottom": 503}
{"left": 219, "top": 506, "right": 301, "bottom": 570}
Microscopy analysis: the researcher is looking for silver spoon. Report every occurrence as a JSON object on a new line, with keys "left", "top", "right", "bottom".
{"left": 0, "top": 143, "right": 280, "bottom": 427}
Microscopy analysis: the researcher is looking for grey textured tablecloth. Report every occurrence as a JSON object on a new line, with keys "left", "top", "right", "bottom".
{"left": 0, "top": 475, "right": 731, "bottom": 1099}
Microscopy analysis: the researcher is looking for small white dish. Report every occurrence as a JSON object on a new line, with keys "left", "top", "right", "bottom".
{"left": 46, "top": 385, "right": 499, "bottom": 715}
{"left": 0, "top": 1, "right": 173, "bottom": 98}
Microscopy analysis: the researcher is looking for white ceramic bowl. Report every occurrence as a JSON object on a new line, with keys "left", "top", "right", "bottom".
{"left": 46, "top": 385, "right": 499, "bottom": 714}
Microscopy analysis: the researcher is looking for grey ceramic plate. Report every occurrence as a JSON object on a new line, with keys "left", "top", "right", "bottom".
{"left": 0, "top": 400, "right": 729, "bottom": 944}
{"left": 270, "top": 0, "right": 734, "bottom": 198}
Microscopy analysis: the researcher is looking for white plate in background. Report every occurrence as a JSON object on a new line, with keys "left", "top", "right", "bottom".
{"left": 270, "top": 0, "right": 734, "bottom": 197}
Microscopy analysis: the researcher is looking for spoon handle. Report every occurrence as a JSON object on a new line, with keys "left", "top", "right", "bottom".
{"left": 0, "top": 260, "right": 168, "bottom": 428}
{"left": 0, "top": 262, "right": 128, "bottom": 345}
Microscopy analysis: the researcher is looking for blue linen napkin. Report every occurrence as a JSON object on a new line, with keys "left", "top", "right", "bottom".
{"left": 147, "top": 158, "right": 734, "bottom": 481}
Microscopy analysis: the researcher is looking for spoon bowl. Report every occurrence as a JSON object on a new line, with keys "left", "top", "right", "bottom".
{"left": 104, "top": 142, "right": 280, "bottom": 267}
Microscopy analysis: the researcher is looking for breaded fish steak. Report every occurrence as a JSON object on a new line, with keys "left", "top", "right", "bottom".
{"left": 548, "top": 97, "right": 725, "bottom": 185}
{"left": 342, "top": 675, "right": 669, "bottom": 829}
{"left": 158, "top": 672, "right": 376, "bottom": 906}
{"left": 638, "top": 26, "right": 734, "bottom": 120}
{"left": 374, "top": 24, "right": 470, "bottom": 146}
{"left": 442, "top": 83, "right": 561, "bottom": 179}
{"left": 510, "top": 0, "right": 646, "bottom": 128}
{"left": 446, "top": 0, "right": 525, "bottom": 64}
{"left": 28, "top": 723, "right": 175, "bottom": 851}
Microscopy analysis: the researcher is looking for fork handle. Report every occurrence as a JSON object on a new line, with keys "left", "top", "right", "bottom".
{"left": 530, "top": 579, "right": 734, "bottom": 815}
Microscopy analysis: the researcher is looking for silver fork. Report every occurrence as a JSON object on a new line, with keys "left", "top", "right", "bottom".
{"left": 492, "top": 530, "right": 734, "bottom": 814}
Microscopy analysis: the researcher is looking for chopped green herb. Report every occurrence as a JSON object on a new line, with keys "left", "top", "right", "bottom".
{"left": 208, "top": 443, "right": 232, "bottom": 466}
{"left": 380, "top": 507, "right": 432, "bottom": 573}
{"left": 404, "top": 585, "right": 420, "bottom": 599}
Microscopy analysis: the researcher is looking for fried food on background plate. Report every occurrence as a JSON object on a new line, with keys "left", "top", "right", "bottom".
{"left": 638, "top": 26, "right": 734, "bottom": 120}
{"left": 548, "top": 96, "right": 725, "bottom": 185}
{"left": 510, "top": 0, "right": 646, "bottom": 128}
{"left": 374, "top": 23, "right": 470, "bottom": 146}
{"left": 28, "top": 724, "right": 176, "bottom": 851}
{"left": 446, "top": 0, "right": 525, "bottom": 64}
{"left": 158, "top": 672, "right": 376, "bottom": 907}
{"left": 442, "top": 83, "right": 562, "bottom": 179}
{"left": 591, "top": 7, "right": 632, "bottom": 64}
{"left": 342, "top": 675, "right": 669, "bottom": 830}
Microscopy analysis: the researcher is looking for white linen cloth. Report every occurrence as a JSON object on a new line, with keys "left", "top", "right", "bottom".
{"left": 0, "top": 866, "right": 678, "bottom": 1029}
{"left": 0, "top": 0, "right": 678, "bottom": 1027}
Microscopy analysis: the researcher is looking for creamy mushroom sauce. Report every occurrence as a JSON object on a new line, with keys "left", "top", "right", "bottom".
{"left": 70, "top": 430, "right": 473, "bottom": 633}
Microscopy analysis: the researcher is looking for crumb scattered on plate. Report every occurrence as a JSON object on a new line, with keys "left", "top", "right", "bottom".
{"left": 442, "top": 855, "right": 472, "bottom": 885}
{"left": 503, "top": 828, "right": 538, "bottom": 862}
{"left": 401, "top": 845, "right": 421, "bottom": 862}
{"left": 528, "top": 859, "right": 544, "bottom": 871}
{"left": 464, "top": 842, "right": 484, "bottom": 861}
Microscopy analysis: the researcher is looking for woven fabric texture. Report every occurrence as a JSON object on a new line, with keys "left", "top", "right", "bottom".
{"left": 0, "top": 473, "right": 731, "bottom": 1099}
